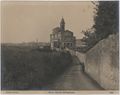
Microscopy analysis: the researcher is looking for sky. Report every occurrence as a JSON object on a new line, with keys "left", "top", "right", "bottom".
{"left": 1, "top": 1, "right": 96, "bottom": 43}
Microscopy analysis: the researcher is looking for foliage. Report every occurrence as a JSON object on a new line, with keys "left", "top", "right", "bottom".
{"left": 93, "top": 1, "right": 119, "bottom": 40}
{"left": 80, "top": 1, "right": 118, "bottom": 52}
{"left": 1, "top": 46, "right": 73, "bottom": 90}
{"left": 79, "top": 29, "right": 97, "bottom": 52}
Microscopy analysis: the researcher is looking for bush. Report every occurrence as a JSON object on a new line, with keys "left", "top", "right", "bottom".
{"left": 1, "top": 46, "right": 73, "bottom": 90}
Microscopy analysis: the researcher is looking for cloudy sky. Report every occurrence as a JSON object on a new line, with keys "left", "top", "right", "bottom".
{"left": 1, "top": 1, "right": 95, "bottom": 43}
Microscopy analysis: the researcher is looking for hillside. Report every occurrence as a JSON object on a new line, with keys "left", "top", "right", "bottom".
{"left": 1, "top": 46, "right": 73, "bottom": 90}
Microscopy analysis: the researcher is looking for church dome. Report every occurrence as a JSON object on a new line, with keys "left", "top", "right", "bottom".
{"left": 52, "top": 27, "right": 61, "bottom": 33}
{"left": 65, "top": 30, "right": 73, "bottom": 34}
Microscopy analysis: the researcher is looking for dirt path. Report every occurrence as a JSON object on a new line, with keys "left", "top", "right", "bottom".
{"left": 46, "top": 56, "right": 103, "bottom": 90}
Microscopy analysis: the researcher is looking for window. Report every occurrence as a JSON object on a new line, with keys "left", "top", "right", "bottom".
{"left": 64, "top": 43, "right": 66, "bottom": 46}
{"left": 67, "top": 43, "right": 69, "bottom": 47}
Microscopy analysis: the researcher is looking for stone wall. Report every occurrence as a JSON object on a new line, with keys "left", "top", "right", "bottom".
{"left": 66, "top": 33, "right": 119, "bottom": 90}
{"left": 85, "top": 33, "right": 119, "bottom": 90}
{"left": 66, "top": 48, "right": 85, "bottom": 64}
{"left": 66, "top": 48, "right": 76, "bottom": 55}
{"left": 76, "top": 51, "right": 86, "bottom": 64}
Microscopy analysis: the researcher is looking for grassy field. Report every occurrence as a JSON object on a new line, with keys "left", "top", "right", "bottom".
{"left": 1, "top": 45, "right": 73, "bottom": 90}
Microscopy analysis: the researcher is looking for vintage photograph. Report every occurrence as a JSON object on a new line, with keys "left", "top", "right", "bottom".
{"left": 1, "top": 1, "right": 119, "bottom": 93}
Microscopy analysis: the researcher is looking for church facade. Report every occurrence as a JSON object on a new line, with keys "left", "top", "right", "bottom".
{"left": 50, "top": 18, "right": 76, "bottom": 50}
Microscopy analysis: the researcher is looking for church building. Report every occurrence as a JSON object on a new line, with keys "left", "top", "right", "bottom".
{"left": 50, "top": 18, "right": 76, "bottom": 50}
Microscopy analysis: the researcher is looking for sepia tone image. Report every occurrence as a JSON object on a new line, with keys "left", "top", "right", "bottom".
{"left": 1, "top": 1, "right": 119, "bottom": 93}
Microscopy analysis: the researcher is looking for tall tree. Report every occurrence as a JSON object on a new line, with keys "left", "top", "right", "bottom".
{"left": 80, "top": 1, "right": 118, "bottom": 52}
{"left": 93, "top": 1, "right": 119, "bottom": 40}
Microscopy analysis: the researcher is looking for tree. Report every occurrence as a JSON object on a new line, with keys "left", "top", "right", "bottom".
{"left": 80, "top": 1, "right": 119, "bottom": 52}
{"left": 80, "top": 29, "right": 97, "bottom": 52}
{"left": 93, "top": 1, "right": 119, "bottom": 40}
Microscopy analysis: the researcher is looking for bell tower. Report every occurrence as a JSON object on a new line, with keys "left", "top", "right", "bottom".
{"left": 60, "top": 17, "right": 65, "bottom": 32}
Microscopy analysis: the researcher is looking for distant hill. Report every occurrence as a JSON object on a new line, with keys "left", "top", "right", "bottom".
{"left": 1, "top": 42, "right": 50, "bottom": 47}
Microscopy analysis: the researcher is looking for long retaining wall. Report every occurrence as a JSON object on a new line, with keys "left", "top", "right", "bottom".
{"left": 67, "top": 33, "right": 119, "bottom": 90}
{"left": 85, "top": 34, "right": 119, "bottom": 90}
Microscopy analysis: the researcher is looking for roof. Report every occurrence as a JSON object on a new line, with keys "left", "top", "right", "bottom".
{"left": 60, "top": 18, "right": 65, "bottom": 24}
{"left": 52, "top": 27, "right": 61, "bottom": 33}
